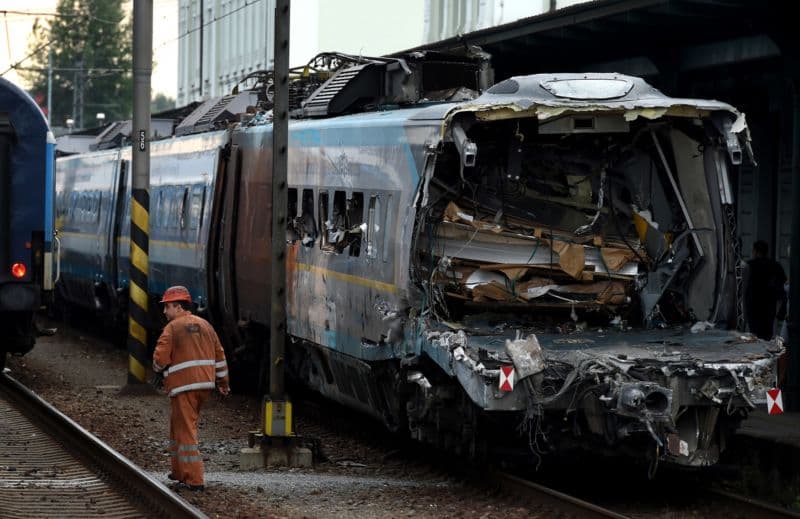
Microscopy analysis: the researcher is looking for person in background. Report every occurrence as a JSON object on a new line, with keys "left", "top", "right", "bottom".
{"left": 744, "top": 240, "right": 787, "bottom": 340}
{"left": 152, "top": 286, "right": 230, "bottom": 491}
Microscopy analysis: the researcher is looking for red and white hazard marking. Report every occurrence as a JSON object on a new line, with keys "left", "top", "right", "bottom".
{"left": 767, "top": 388, "right": 784, "bottom": 415}
{"left": 499, "top": 365, "right": 515, "bottom": 392}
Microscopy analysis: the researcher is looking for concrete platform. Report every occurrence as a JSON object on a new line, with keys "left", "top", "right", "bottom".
{"left": 724, "top": 409, "right": 800, "bottom": 504}
{"left": 737, "top": 409, "right": 800, "bottom": 448}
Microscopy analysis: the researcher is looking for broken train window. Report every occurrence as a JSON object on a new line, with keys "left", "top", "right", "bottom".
{"left": 415, "top": 113, "right": 725, "bottom": 329}
{"left": 300, "top": 188, "right": 317, "bottom": 247}
{"left": 287, "top": 188, "right": 299, "bottom": 242}
{"left": 322, "top": 190, "right": 365, "bottom": 256}
{"left": 366, "top": 194, "right": 380, "bottom": 259}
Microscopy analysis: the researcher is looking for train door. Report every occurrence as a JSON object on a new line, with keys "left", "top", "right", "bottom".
{"left": 189, "top": 182, "right": 207, "bottom": 305}
{"left": 115, "top": 161, "right": 132, "bottom": 308}
{"left": 108, "top": 158, "right": 128, "bottom": 312}
{"left": 209, "top": 144, "right": 241, "bottom": 346}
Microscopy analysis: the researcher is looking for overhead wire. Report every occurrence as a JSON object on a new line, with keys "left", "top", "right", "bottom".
{"left": 1, "top": 5, "right": 126, "bottom": 77}
{"left": 0, "top": 9, "right": 122, "bottom": 25}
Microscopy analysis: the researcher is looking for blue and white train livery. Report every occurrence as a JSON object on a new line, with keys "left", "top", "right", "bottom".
{"left": 54, "top": 53, "right": 783, "bottom": 471}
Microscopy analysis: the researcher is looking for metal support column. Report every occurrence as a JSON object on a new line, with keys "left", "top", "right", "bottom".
{"left": 787, "top": 79, "right": 800, "bottom": 411}
{"left": 47, "top": 48, "right": 52, "bottom": 126}
{"left": 127, "top": 0, "right": 152, "bottom": 387}
{"left": 264, "top": 0, "right": 292, "bottom": 437}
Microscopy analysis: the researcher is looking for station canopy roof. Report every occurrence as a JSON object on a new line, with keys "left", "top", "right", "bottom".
{"left": 399, "top": 0, "right": 796, "bottom": 84}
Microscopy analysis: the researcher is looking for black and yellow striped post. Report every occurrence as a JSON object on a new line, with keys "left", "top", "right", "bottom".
{"left": 127, "top": 0, "right": 152, "bottom": 386}
{"left": 127, "top": 189, "right": 150, "bottom": 384}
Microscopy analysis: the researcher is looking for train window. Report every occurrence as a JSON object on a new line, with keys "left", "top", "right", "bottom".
{"left": 168, "top": 190, "right": 179, "bottom": 229}
{"left": 67, "top": 192, "right": 78, "bottom": 222}
{"left": 382, "top": 193, "right": 392, "bottom": 263}
{"left": 79, "top": 194, "right": 89, "bottom": 223}
{"left": 190, "top": 186, "right": 205, "bottom": 230}
{"left": 154, "top": 190, "right": 164, "bottom": 229}
{"left": 319, "top": 191, "right": 332, "bottom": 252}
{"left": 300, "top": 189, "right": 316, "bottom": 247}
{"left": 366, "top": 195, "right": 379, "bottom": 258}
{"left": 162, "top": 191, "right": 173, "bottom": 229}
{"left": 347, "top": 192, "right": 364, "bottom": 257}
{"left": 179, "top": 188, "right": 189, "bottom": 230}
{"left": 328, "top": 191, "right": 347, "bottom": 253}
{"left": 93, "top": 192, "right": 101, "bottom": 223}
{"left": 287, "top": 188, "right": 298, "bottom": 242}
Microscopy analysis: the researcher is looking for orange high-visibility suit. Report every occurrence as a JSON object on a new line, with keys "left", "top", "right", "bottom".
{"left": 153, "top": 314, "right": 229, "bottom": 487}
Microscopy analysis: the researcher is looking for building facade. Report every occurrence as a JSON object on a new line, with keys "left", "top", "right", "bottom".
{"left": 176, "top": 0, "right": 598, "bottom": 106}
{"left": 178, "top": 0, "right": 275, "bottom": 106}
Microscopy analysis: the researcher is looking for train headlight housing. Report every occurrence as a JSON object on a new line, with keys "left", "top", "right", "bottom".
{"left": 616, "top": 382, "right": 673, "bottom": 419}
{"left": 11, "top": 262, "right": 27, "bottom": 278}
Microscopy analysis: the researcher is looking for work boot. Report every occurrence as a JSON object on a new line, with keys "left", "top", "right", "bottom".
{"left": 173, "top": 481, "right": 204, "bottom": 492}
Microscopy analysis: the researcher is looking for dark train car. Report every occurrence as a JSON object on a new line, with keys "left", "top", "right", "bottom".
{"left": 55, "top": 53, "right": 783, "bottom": 471}
{"left": 0, "top": 78, "right": 56, "bottom": 368}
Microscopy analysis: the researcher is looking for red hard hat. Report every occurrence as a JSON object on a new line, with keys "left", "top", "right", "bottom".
{"left": 160, "top": 286, "right": 192, "bottom": 304}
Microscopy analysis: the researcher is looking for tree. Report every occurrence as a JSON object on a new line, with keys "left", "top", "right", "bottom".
{"left": 23, "top": 0, "right": 132, "bottom": 129}
{"left": 151, "top": 93, "right": 176, "bottom": 113}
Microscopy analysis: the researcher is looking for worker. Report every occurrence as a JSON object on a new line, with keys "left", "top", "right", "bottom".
{"left": 744, "top": 240, "right": 787, "bottom": 340}
{"left": 152, "top": 286, "right": 230, "bottom": 491}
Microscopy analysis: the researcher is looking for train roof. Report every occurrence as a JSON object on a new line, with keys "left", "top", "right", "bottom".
{"left": 440, "top": 72, "right": 746, "bottom": 129}
{"left": 0, "top": 77, "right": 50, "bottom": 138}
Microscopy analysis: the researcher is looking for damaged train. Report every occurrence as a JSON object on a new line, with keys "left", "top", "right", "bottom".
{"left": 54, "top": 51, "right": 783, "bottom": 470}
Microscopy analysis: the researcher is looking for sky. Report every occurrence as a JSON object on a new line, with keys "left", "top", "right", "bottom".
{"left": 1, "top": 0, "right": 179, "bottom": 98}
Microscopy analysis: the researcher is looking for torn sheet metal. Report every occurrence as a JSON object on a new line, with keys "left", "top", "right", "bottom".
{"left": 505, "top": 332, "right": 545, "bottom": 379}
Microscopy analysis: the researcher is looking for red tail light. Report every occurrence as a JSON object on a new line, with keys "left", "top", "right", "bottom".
{"left": 11, "top": 263, "right": 26, "bottom": 278}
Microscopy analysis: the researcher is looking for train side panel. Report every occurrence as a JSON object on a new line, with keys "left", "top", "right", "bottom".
{"left": 56, "top": 150, "right": 124, "bottom": 313}
{"left": 214, "top": 109, "right": 440, "bottom": 409}
{"left": 54, "top": 131, "right": 227, "bottom": 327}
{"left": 146, "top": 131, "right": 226, "bottom": 307}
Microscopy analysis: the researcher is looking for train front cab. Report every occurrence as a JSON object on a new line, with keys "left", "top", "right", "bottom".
{"left": 0, "top": 78, "right": 57, "bottom": 369}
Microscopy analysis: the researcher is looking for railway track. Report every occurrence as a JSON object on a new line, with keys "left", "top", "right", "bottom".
{"left": 496, "top": 470, "right": 800, "bottom": 519}
{"left": 299, "top": 391, "right": 800, "bottom": 518}
{"left": 707, "top": 489, "right": 800, "bottom": 519}
{"left": 494, "top": 471, "right": 631, "bottom": 518}
{"left": 0, "top": 370, "right": 205, "bottom": 519}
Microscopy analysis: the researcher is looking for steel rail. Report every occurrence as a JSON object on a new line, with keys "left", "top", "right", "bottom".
{"left": 710, "top": 489, "right": 800, "bottom": 519}
{"left": 0, "top": 370, "right": 206, "bottom": 518}
{"left": 494, "top": 471, "right": 632, "bottom": 519}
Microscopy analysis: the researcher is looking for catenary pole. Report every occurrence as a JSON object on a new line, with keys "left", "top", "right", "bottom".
{"left": 269, "top": 0, "right": 290, "bottom": 401}
{"left": 127, "top": 0, "right": 152, "bottom": 386}
{"left": 46, "top": 48, "right": 52, "bottom": 126}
